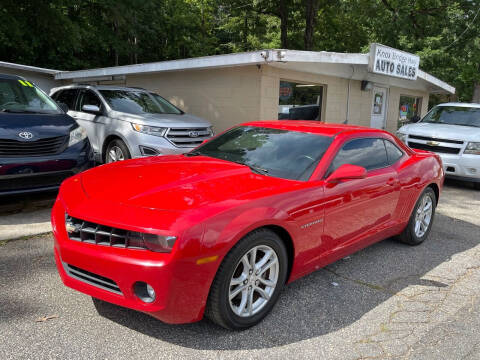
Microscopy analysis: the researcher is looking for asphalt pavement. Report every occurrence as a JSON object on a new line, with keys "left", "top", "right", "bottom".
{"left": 0, "top": 180, "right": 479, "bottom": 359}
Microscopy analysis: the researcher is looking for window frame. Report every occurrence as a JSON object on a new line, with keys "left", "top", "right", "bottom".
{"left": 77, "top": 89, "right": 104, "bottom": 113}
{"left": 325, "top": 136, "right": 392, "bottom": 178}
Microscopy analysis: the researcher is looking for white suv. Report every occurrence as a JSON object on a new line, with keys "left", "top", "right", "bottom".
{"left": 397, "top": 102, "right": 480, "bottom": 189}
{"left": 50, "top": 85, "right": 214, "bottom": 163}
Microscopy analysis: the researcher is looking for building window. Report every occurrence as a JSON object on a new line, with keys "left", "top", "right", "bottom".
{"left": 398, "top": 95, "right": 422, "bottom": 128}
{"left": 278, "top": 81, "right": 323, "bottom": 121}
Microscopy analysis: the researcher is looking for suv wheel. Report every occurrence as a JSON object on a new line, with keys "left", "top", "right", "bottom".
{"left": 205, "top": 229, "right": 288, "bottom": 330}
{"left": 105, "top": 139, "right": 131, "bottom": 163}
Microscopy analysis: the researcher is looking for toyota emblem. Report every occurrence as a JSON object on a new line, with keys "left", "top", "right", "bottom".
{"left": 18, "top": 131, "right": 34, "bottom": 140}
{"left": 189, "top": 131, "right": 199, "bottom": 138}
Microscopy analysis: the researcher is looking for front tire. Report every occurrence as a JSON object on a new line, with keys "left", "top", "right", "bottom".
{"left": 105, "top": 139, "right": 131, "bottom": 163}
{"left": 397, "top": 187, "right": 436, "bottom": 246}
{"left": 205, "top": 229, "right": 288, "bottom": 330}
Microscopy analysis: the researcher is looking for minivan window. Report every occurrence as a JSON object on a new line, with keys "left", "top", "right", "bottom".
{"left": 99, "top": 90, "right": 182, "bottom": 115}
{"left": 53, "top": 89, "right": 78, "bottom": 110}
{"left": 0, "top": 78, "right": 61, "bottom": 114}
{"left": 422, "top": 106, "right": 480, "bottom": 128}
{"left": 330, "top": 138, "right": 388, "bottom": 172}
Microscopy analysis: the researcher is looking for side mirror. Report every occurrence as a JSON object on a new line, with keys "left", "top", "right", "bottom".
{"left": 82, "top": 104, "right": 101, "bottom": 115}
{"left": 57, "top": 102, "right": 69, "bottom": 113}
{"left": 326, "top": 164, "right": 367, "bottom": 183}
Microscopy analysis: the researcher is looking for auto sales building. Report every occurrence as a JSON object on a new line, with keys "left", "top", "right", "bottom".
{"left": 1, "top": 44, "right": 455, "bottom": 134}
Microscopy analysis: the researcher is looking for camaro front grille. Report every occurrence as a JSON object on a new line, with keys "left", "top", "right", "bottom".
{"left": 62, "top": 262, "right": 122, "bottom": 295}
{"left": 408, "top": 141, "right": 461, "bottom": 155}
{"left": 0, "top": 136, "right": 68, "bottom": 157}
{"left": 65, "top": 215, "right": 147, "bottom": 250}
{"left": 166, "top": 127, "right": 211, "bottom": 147}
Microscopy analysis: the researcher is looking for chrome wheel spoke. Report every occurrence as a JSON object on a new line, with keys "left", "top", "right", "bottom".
{"left": 229, "top": 244, "right": 279, "bottom": 318}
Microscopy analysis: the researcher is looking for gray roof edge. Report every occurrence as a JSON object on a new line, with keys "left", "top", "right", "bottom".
{"left": 0, "top": 61, "right": 60, "bottom": 75}
{"left": 53, "top": 49, "right": 455, "bottom": 94}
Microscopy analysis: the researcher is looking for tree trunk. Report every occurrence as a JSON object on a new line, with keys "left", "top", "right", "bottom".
{"left": 279, "top": 0, "right": 288, "bottom": 48}
{"left": 473, "top": 81, "right": 480, "bottom": 103}
{"left": 304, "top": 0, "right": 320, "bottom": 50}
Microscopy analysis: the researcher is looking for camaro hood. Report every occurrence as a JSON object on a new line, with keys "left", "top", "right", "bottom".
{"left": 80, "top": 155, "right": 293, "bottom": 211}
{"left": 0, "top": 113, "right": 76, "bottom": 140}
{"left": 400, "top": 122, "right": 480, "bottom": 142}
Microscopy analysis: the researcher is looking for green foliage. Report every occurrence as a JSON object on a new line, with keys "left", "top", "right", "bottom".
{"left": 0, "top": 0, "right": 478, "bottom": 100}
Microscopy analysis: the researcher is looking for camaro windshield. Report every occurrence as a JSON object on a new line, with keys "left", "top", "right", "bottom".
{"left": 191, "top": 126, "right": 333, "bottom": 181}
{"left": 100, "top": 90, "right": 183, "bottom": 115}
{"left": 421, "top": 106, "right": 480, "bottom": 128}
{"left": 0, "top": 78, "right": 61, "bottom": 114}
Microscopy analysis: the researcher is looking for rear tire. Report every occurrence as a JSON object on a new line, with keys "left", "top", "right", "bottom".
{"left": 396, "top": 187, "right": 436, "bottom": 246}
{"left": 205, "top": 229, "right": 288, "bottom": 330}
{"left": 105, "top": 139, "right": 131, "bottom": 163}
{"left": 473, "top": 182, "right": 480, "bottom": 191}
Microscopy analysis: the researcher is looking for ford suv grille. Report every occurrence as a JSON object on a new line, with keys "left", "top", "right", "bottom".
{"left": 166, "top": 127, "right": 211, "bottom": 147}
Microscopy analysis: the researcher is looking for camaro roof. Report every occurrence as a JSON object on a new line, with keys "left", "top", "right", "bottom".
{"left": 241, "top": 120, "right": 384, "bottom": 136}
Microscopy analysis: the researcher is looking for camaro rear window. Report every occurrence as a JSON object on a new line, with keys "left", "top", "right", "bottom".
{"left": 190, "top": 126, "right": 333, "bottom": 181}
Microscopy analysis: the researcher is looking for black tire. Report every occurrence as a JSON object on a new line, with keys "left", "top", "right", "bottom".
{"left": 473, "top": 182, "right": 480, "bottom": 191}
{"left": 104, "top": 139, "right": 131, "bottom": 163}
{"left": 396, "top": 187, "right": 436, "bottom": 246}
{"left": 205, "top": 229, "right": 288, "bottom": 330}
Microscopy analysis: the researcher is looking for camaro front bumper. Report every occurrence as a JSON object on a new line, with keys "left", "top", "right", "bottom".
{"left": 51, "top": 196, "right": 215, "bottom": 324}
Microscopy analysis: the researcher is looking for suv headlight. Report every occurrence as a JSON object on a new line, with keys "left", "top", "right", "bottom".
{"left": 68, "top": 126, "right": 87, "bottom": 147}
{"left": 396, "top": 132, "right": 407, "bottom": 143}
{"left": 131, "top": 123, "right": 167, "bottom": 137}
{"left": 208, "top": 126, "right": 215, "bottom": 136}
{"left": 464, "top": 142, "right": 480, "bottom": 155}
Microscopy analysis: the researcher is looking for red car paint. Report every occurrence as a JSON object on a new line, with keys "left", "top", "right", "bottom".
{"left": 52, "top": 121, "right": 444, "bottom": 324}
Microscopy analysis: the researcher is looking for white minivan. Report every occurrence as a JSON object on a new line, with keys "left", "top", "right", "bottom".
{"left": 397, "top": 103, "right": 480, "bottom": 190}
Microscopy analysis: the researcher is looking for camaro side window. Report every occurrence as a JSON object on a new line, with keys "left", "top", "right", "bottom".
{"left": 384, "top": 140, "right": 404, "bottom": 164}
{"left": 331, "top": 138, "right": 388, "bottom": 172}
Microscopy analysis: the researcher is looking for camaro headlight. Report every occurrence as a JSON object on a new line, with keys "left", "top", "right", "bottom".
{"left": 131, "top": 123, "right": 167, "bottom": 137}
{"left": 464, "top": 142, "right": 480, "bottom": 155}
{"left": 68, "top": 126, "right": 87, "bottom": 147}
{"left": 143, "top": 234, "right": 177, "bottom": 253}
{"left": 396, "top": 132, "right": 407, "bottom": 143}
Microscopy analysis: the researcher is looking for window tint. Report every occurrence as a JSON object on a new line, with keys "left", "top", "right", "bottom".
{"left": 384, "top": 140, "right": 403, "bottom": 164}
{"left": 53, "top": 89, "right": 77, "bottom": 110}
{"left": 331, "top": 138, "right": 388, "bottom": 172}
{"left": 79, "top": 90, "right": 102, "bottom": 111}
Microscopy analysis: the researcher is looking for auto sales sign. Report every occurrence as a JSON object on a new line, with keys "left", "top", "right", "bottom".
{"left": 368, "top": 43, "right": 420, "bottom": 81}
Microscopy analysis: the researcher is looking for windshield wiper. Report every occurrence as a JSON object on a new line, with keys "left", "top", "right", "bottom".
{"left": 1, "top": 109, "right": 43, "bottom": 114}
{"left": 229, "top": 160, "right": 269, "bottom": 175}
{"left": 184, "top": 151, "right": 203, "bottom": 157}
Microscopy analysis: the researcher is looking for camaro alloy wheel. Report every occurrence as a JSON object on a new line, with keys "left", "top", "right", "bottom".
{"left": 397, "top": 187, "right": 436, "bottom": 246}
{"left": 206, "top": 229, "right": 288, "bottom": 329}
{"left": 228, "top": 245, "right": 279, "bottom": 317}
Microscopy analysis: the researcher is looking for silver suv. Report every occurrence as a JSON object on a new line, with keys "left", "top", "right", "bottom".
{"left": 50, "top": 85, "right": 213, "bottom": 163}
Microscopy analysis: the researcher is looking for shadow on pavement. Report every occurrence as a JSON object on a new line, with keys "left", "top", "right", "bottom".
{"left": 91, "top": 212, "right": 480, "bottom": 350}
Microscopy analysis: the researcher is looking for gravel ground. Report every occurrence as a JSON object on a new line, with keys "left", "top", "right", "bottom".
{"left": 0, "top": 179, "right": 479, "bottom": 359}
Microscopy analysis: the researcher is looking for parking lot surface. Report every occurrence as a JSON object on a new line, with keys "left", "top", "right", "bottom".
{"left": 1, "top": 180, "right": 479, "bottom": 359}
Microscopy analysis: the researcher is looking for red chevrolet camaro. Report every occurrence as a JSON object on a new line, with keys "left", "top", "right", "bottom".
{"left": 52, "top": 121, "right": 444, "bottom": 329}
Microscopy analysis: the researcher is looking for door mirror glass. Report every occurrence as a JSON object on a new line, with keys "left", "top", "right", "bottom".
{"left": 82, "top": 104, "right": 101, "bottom": 114}
{"left": 326, "top": 164, "right": 367, "bottom": 183}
